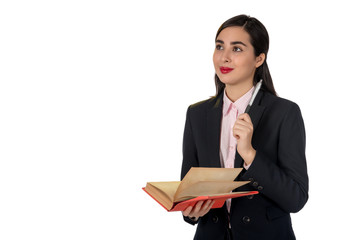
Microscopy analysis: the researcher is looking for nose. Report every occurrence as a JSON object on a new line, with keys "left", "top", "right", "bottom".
{"left": 221, "top": 49, "right": 231, "bottom": 63}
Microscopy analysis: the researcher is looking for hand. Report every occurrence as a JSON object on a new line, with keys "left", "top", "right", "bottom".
{"left": 233, "top": 113, "right": 256, "bottom": 165}
{"left": 182, "top": 200, "right": 215, "bottom": 221}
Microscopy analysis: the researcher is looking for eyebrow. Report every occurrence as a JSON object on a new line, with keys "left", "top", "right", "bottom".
{"left": 216, "top": 39, "right": 247, "bottom": 47}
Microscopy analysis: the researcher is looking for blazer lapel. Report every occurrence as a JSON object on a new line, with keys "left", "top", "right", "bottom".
{"left": 206, "top": 93, "right": 223, "bottom": 168}
{"left": 248, "top": 90, "right": 266, "bottom": 132}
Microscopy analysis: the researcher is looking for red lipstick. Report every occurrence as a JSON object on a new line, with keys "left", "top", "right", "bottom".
{"left": 220, "top": 67, "right": 234, "bottom": 74}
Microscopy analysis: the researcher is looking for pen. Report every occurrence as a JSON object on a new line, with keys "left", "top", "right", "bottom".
{"left": 244, "top": 79, "right": 263, "bottom": 113}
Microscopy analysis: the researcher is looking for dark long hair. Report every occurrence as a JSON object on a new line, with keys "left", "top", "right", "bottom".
{"left": 214, "top": 15, "right": 277, "bottom": 96}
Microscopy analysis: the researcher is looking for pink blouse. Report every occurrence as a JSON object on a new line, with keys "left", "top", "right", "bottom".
{"left": 220, "top": 87, "right": 254, "bottom": 213}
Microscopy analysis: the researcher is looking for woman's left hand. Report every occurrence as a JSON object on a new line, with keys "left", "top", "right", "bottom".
{"left": 233, "top": 113, "right": 256, "bottom": 166}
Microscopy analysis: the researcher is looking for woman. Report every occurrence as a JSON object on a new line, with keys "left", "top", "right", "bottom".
{"left": 181, "top": 15, "right": 308, "bottom": 240}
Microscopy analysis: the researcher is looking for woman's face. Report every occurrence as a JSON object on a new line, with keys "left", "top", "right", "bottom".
{"left": 213, "top": 26, "right": 264, "bottom": 87}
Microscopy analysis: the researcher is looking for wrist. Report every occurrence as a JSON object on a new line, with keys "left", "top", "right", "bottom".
{"left": 243, "top": 148, "right": 256, "bottom": 165}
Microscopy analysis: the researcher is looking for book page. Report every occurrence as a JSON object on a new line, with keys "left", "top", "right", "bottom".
{"left": 147, "top": 181, "right": 181, "bottom": 201}
{"left": 174, "top": 168, "right": 243, "bottom": 200}
{"left": 174, "top": 180, "right": 248, "bottom": 202}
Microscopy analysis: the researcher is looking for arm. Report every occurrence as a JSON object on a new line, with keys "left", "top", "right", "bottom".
{"left": 181, "top": 106, "right": 199, "bottom": 179}
{"left": 242, "top": 103, "right": 309, "bottom": 213}
{"left": 181, "top": 107, "right": 199, "bottom": 225}
{"left": 180, "top": 107, "right": 214, "bottom": 224}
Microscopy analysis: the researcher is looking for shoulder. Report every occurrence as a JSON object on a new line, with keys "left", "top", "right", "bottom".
{"left": 187, "top": 94, "right": 222, "bottom": 113}
{"left": 261, "top": 91, "right": 301, "bottom": 112}
{"left": 260, "top": 91, "right": 304, "bottom": 124}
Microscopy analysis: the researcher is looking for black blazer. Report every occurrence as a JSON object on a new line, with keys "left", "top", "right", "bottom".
{"left": 181, "top": 90, "right": 309, "bottom": 240}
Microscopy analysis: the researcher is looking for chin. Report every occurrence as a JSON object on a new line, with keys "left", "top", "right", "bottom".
{"left": 218, "top": 73, "right": 253, "bottom": 87}
{"left": 217, "top": 75, "right": 238, "bottom": 85}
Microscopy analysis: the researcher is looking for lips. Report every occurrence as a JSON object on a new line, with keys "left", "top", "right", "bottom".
{"left": 220, "top": 67, "right": 234, "bottom": 74}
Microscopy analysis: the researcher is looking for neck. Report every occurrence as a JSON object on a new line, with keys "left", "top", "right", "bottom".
{"left": 225, "top": 80, "right": 253, "bottom": 102}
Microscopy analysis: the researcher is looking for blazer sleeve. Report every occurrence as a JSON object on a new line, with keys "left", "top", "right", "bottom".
{"left": 242, "top": 102, "right": 309, "bottom": 213}
{"left": 181, "top": 106, "right": 201, "bottom": 225}
{"left": 181, "top": 106, "right": 199, "bottom": 180}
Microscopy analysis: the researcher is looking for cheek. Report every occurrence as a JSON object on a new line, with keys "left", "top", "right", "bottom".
{"left": 213, "top": 50, "right": 223, "bottom": 62}
{"left": 212, "top": 52, "right": 218, "bottom": 65}
{"left": 234, "top": 56, "right": 256, "bottom": 69}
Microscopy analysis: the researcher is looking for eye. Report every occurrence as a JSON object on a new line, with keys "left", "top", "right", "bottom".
{"left": 215, "top": 44, "right": 223, "bottom": 50}
{"left": 233, "top": 47, "right": 243, "bottom": 52}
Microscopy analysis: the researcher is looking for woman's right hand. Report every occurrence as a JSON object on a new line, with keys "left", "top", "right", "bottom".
{"left": 182, "top": 200, "right": 215, "bottom": 221}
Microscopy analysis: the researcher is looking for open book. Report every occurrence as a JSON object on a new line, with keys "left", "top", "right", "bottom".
{"left": 142, "top": 167, "right": 258, "bottom": 212}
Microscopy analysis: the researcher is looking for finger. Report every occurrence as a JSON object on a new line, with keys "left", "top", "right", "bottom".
{"left": 233, "top": 127, "right": 241, "bottom": 139}
{"left": 233, "top": 125, "right": 252, "bottom": 139}
{"left": 233, "top": 122, "right": 252, "bottom": 131}
{"left": 202, "top": 200, "right": 212, "bottom": 210}
{"left": 208, "top": 200, "right": 215, "bottom": 210}
{"left": 235, "top": 118, "right": 253, "bottom": 126}
{"left": 233, "top": 123, "right": 253, "bottom": 139}
{"left": 234, "top": 118, "right": 253, "bottom": 129}
{"left": 203, "top": 200, "right": 215, "bottom": 212}
{"left": 237, "top": 113, "right": 252, "bottom": 123}
{"left": 199, "top": 200, "right": 215, "bottom": 217}
{"left": 190, "top": 201, "right": 204, "bottom": 216}
{"left": 182, "top": 206, "right": 193, "bottom": 217}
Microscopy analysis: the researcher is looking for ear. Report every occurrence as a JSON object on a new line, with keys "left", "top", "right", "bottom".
{"left": 255, "top": 53, "right": 266, "bottom": 68}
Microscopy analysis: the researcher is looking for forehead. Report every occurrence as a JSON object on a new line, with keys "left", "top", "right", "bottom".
{"left": 216, "top": 26, "right": 251, "bottom": 44}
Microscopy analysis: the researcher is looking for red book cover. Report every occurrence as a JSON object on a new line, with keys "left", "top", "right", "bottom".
{"left": 143, "top": 187, "right": 258, "bottom": 212}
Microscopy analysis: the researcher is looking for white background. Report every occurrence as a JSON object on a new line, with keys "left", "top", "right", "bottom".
{"left": 1, "top": 0, "right": 359, "bottom": 239}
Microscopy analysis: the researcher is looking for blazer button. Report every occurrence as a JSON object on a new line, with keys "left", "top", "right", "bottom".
{"left": 248, "top": 178, "right": 254, "bottom": 182}
{"left": 258, "top": 186, "right": 263, "bottom": 190}
{"left": 212, "top": 215, "right": 219, "bottom": 223}
{"left": 242, "top": 216, "right": 251, "bottom": 224}
{"left": 247, "top": 194, "right": 254, "bottom": 199}
{"left": 252, "top": 181, "right": 258, "bottom": 187}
